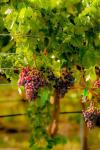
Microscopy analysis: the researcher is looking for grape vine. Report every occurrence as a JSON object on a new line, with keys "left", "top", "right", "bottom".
{"left": 18, "top": 66, "right": 74, "bottom": 149}
{"left": 0, "top": 0, "right": 100, "bottom": 149}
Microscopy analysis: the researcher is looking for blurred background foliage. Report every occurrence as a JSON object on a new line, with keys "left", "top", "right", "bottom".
{"left": 0, "top": 85, "right": 100, "bottom": 150}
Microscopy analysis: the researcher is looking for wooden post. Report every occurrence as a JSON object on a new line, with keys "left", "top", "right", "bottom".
{"left": 80, "top": 117, "right": 89, "bottom": 150}
{"left": 48, "top": 90, "right": 60, "bottom": 137}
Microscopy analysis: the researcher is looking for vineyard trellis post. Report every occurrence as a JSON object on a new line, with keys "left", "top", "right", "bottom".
{"left": 80, "top": 117, "right": 89, "bottom": 150}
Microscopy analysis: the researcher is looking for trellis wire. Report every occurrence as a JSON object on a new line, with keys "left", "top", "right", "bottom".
{"left": 0, "top": 99, "right": 27, "bottom": 103}
{"left": 0, "top": 33, "right": 38, "bottom": 38}
{"left": 0, "top": 111, "right": 82, "bottom": 118}
{"left": 0, "top": 84, "right": 17, "bottom": 86}
{"left": 0, "top": 113, "right": 27, "bottom": 118}
{"left": 0, "top": 68, "right": 21, "bottom": 70}
{"left": 0, "top": 67, "right": 22, "bottom": 70}
{"left": 0, "top": 53, "right": 19, "bottom": 55}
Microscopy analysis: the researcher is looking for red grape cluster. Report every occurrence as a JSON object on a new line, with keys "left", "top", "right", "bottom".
{"left": 18, "top": 67, "right": 45, "bottom": 101}
{"left": 93, "top": 79, "right": 100, "bottom": 88}
{"left": 82, "top": 107, "right": 98, "bottom": 129}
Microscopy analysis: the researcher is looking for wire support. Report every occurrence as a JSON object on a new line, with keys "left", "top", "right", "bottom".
{"left": 0, "top": 33, "right": 38, "bottom": 38}
{"left": 0, "top": 111, "right": 82, "bottom": 118}
{"left": 0, "top": 84, "right": 17, "bottom": 86}
{"left": 0, "top": 67, "right": 21, "bottom": 70}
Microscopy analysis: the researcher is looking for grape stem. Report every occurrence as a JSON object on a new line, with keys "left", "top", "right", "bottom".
{"left": 33, "top": 54, "right": 37, "bottom": 67}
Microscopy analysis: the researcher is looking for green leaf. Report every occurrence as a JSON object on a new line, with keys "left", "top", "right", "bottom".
{"left": 85, "top": 66, "right": 97, "bottom": 82}
{"left": 83, "top": 88, "right": 88, "bottom": 97}
{"left": 54, "top": 135, "right": 67, "bottom": 145}
{"left": 82, "top": 50, "right": 96, "bottom": 68}
{"left": 37, "top": 88, "right": 50, "bottom": 107}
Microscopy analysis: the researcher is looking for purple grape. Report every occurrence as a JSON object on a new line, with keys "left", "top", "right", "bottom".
{"left": 82, "top": 107, "right": 98, "bottom": 129}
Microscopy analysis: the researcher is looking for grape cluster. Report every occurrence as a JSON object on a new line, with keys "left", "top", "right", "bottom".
{"left": 53, "top": 77, "right": 68, "bottom": 97}
{"left": 82, "top": 107, "right": 98, "bottom": 129}
{"left": 54, "top": 70, "right": 74, "bottom": 97}
{"left": 18, "top": 66, "right": 74, "bottom": 100}
{"left": 40, "top": 67, "right": 74, "bottom": 97}
{"left": 18, "top": 67, "right": 45, "bottom": 101}
{"left": 93, "top": 79, "right": 100, "bottom": 88}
